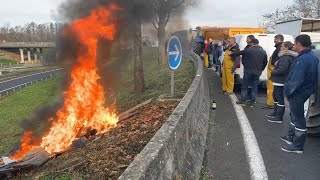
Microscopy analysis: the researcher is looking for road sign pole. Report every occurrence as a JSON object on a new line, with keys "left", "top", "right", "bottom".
{"left": 171, "top": 70, "right": 174, "bottom": 97}
{"left": 167, "top": 36, "right": 181, "bottom": 98}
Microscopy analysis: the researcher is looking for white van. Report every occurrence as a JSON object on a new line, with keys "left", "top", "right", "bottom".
{"left": 228, "top": 34, "right": 294, "bottom": 85}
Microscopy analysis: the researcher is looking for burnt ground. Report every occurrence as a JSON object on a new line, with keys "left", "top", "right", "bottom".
{"left": 14, "top": 101, "right": 178, "bottom": 180}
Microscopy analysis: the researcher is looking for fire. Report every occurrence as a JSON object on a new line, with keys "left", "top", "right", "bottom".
{"left": 10, "top": 5, "right": 119, "bottom": 161}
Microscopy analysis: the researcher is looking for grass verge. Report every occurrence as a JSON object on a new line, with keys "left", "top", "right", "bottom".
{"left": 0, "top": 76, "right": 62, "bottom": 155}
{"left": 116, "top": 47, "right": 195, "bottom": 111}
{"left": 0, "top": 57, "right": 19, "bottom": 66}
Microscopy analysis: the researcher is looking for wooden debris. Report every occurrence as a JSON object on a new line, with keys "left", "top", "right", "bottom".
{"left": 118, "top": 98, "right": 153, "bottom": 121}
{"left": 0, "top": 148, "right": 51, "bottom": 178}
{"left": 119, "top": 112, "right": 137, "bottom": 121}
{"left": 18, "top": 150, "right": 51, "bottom": 167}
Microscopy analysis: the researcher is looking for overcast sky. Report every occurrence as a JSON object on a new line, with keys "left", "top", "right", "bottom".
{"left": 185, "top": 0, "right": 293, "bottom": 28}
{"left": 0, "top": 0, "right": 293, "bottom": 27}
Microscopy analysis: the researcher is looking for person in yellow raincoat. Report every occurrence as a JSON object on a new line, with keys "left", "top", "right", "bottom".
{"left": 222, "top": 37, "right": 240, "bottom": 94}
{"left": 267, "top": 34, "right": 284, "bottom": 108}
{"left": 203, "top": 40, "right": 209, "bottom": 68}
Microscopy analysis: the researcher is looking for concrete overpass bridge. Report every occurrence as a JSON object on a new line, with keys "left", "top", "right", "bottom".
{"left": 0, "top": 42, "right": 56, "bottom": 63}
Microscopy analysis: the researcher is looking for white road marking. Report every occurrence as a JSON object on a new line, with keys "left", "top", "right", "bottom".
{"left": 0, "top": 68, "right": 63, "bottom": 84}
{"left": 229, "top": 94, "right": 268, "bottom": 180}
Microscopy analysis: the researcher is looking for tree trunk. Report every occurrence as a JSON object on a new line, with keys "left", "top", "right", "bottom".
{"left": 134, "top": 18, "right": 145, "bottom": 93}
{"left": 158, "top": 14, "right": 167, "bottom": 65}
{"left": 317, "top": 0, "right": 320, "bottom": 18}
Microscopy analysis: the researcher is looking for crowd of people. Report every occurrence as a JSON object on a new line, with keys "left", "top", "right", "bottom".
{"left": 203, "top": 34, "right": 319, "bottom": 154}
{"left": 203, "top": 38, "right": 224, "bottom": 70}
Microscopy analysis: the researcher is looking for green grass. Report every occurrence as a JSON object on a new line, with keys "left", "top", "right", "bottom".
{"left": 0, "top": 76, "right": 62, "bottom": 155}
{"left": 0, "top": 57, "right": 18, "bottom": 66}
{"left": 115, "top": 47, "right": 195, "bottom": 111}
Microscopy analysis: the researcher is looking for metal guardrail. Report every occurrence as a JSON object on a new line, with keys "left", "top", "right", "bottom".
{"left": 0, "top": 42, "right": 56, "bottom": 48}
{"left": 0, "top": 73, "right": 55, "bottom": 99}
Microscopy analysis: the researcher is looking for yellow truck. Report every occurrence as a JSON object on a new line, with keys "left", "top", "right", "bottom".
{"left": 193, "top": 26, "right": 265, "bottom": 55}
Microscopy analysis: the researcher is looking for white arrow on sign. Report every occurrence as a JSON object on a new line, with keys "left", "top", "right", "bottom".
{"left": 169, "top": 44, "right": 180, "bottom": 61}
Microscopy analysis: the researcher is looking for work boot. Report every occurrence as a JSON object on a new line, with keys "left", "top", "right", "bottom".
{"left": 281, "top": 129, "right": 306, "bottom": 154}
{"left": 250, "top": 91, "right": 257, "bottom": 108}
{"left": 266, "top": 103, "right": 278, "bottom": 118}
{"left": 237, "top": 90, "right": 249, "bottom": 106}
{"left": 281, "top": 123, "right": 295, "bottom": 145}
{"left": 236, "top": 101, "right": 247, "bottom": 107}
{"left": 268, "top": 106, "right": 285, "bottom": 123}
{"left": 249, "top": 102, "right": 255, "bottom": 108}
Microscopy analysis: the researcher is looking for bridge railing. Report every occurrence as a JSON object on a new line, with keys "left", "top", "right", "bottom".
{"left": 0, "top": 42, "right": 56, "bottom": 48}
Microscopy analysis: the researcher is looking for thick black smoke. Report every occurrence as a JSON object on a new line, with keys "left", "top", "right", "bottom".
{"left": 55, "top": 0, "right": 155, "bottom": 101}
{"left": 19, "top": 103, "right": 62, "bottom": 134}
{"left": 18, "top": 0, "right": 154, "bottom": 134}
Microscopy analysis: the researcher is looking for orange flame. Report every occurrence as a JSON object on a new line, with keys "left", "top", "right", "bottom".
{"left": 10, "top": 5, "right": 119, "bottom": 161}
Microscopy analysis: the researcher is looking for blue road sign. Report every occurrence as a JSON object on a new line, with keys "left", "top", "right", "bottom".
{"left": 167, "top": 36, "right": 182, "bottom": 70}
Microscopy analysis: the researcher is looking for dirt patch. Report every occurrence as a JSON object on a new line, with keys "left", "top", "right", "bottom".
{"left": 15, "top": 101, "right": 178, "bottom": 180}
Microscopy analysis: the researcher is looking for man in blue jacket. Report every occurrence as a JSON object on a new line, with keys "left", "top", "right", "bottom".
{"left": 281, "top": 35, "right": 319, "bottom": 154}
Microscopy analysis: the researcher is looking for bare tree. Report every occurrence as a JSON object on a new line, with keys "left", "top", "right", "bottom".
{"left": 120, "top": 0, "right": 154, "bottom": 93}
{"left": 133, "top": 18, "right": 145, "bottom": 93}
{"left": 260, "top": 6, "right": 300, "bottom": 33}
{"left": 0, "top": 22, "right": 60, "bottom": 42}
{"left": 151, "top": 0, "right": 197, "bottom": 65}
{"left": 261, "top": 0, "right": 320, "bottom": 33}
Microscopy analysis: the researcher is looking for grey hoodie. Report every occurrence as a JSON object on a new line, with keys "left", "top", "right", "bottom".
{"left": 270, "top": 50, "right": 298, "bottom": 85}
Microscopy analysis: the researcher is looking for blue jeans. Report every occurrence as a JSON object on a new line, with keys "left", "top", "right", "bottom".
{"left": 273, "top": 86, "right": 285, "bottom": 106}
{"left": 288, "top": 94, "right": 309, "bottom": 130}
{"left": 209, "top": 54, "right": 214, "bottom": 65}
{"left": 240, "top": 73, "right": 259, "bottom": 103}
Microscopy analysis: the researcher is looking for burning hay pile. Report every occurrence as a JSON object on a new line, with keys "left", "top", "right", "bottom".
{"left": 1, "top": 102, "right": 178, "bottom": 179}
{"left": 32, "top": 102, "right": 178, "bottom": 179}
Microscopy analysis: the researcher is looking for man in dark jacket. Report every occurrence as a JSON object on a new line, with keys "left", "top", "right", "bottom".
{"left": 267, "top": 34, "right": 284, "bottom": 108}
{"left": 206, "top": 38, "right": 215, "bottom": 68}
{"left": 281, "top": 35, "right": 319, "bottom": 154}
{"left": 232, "top": 39, "right": 268, "bottom": 107}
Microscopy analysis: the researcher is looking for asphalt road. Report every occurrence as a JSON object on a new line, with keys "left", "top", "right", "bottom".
{"left": 0, "top": 68, "right": 63, "bottom": 93}
{"left": 203, "top": 69, "right": 320, "bottom": 180}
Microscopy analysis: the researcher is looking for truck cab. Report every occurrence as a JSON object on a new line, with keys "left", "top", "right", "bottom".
{"left": 192, "top": 26, "right": 265, "bottom": 56}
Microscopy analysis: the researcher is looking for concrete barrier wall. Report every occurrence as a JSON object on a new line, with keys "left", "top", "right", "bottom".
{"left": 118, "top": 52, "right": 210, "bottom": 180}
